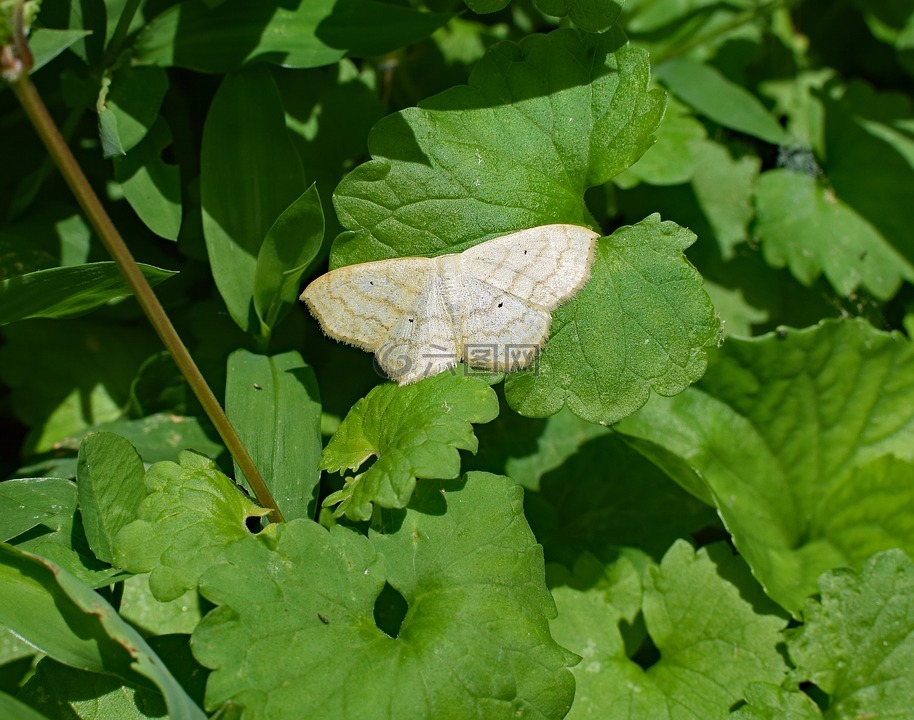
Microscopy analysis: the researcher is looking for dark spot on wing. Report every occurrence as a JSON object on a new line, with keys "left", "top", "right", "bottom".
{"left": 498, "top": 302, "right": 504, "bottom": 308}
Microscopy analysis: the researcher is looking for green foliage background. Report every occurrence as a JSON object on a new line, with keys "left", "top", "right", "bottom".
{"left": 2, "top": 0, "right": 914, "bottom": 718}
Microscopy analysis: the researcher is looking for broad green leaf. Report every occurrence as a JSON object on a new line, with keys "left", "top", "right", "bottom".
{"left": 134, "top": 0, "right": 452, "bottom": 72}
{"left": 119, "top": 573, "right": 203, "bottom": 637}
{"left": 504, "top": 215, "right": 719, "bottom": 424}
{"left": 332, "top": 27, "right": 666, "bottom": 267}
{"left": 0, "top": 262, "right": 175, "bottom": 325}
{"left": 201, "top": 65, "right": 306, "bottom": 332}
{"left": 550, "top": 541, "right": 787, "bottom": 720}
{"left": 0, "top": 478, "right": 66, "bottom": 540}
{"left": 0, "top": 691, "right": 50, "bottom": 720}
{"left": 754, "top": 169, "right": 914, "bottom": 300}
{"left": 822, "top": 81, "right": 914, "bottom": 277}
{"left": 2, "top": 477, "right": 120, "bottom": 588}
{"left": 194, "top": 473, "right": 576, "bottom": 719}
{"left": 729, "top": 683, "right": 823, "bottom": 720}
{"left": 18, "top": 659, "right": 167, "bottom": 719}
{"left": 113, "top": 451, "right": 270, "bottom": 602}
{"left": 788, "top": 550, "right": 914, "bottom": 718}
{"left": 225, "top": 350, "right": 322, "bottom": 522}
{"left": 97, "top": 66, "right": 169, "bottom": 158}
{"left": 0, "top": 545, "right": 206, "bottom": 720}
{"left": 689, "top": 137, "right": 760, "bottom": 258}
{"left": 76, "top": 432, "right": 147, "bottom": 565}
{"left": 252, "top": 184, "right": 324, "bottom": 337}
{"left": 533, "top": 0, "right": 624, "bottom": 32}
{"left": 27, "top": 28, "right": 91, "bottom": 74}
{"left": 615, "top": 98, "right": 707, "bottom": 187}
{"left": 114, "top": 117, "right": 182, "bottom": 241}
{"left": 320, "top": 371, "right": 499, "bottom": 521}
{"left": 464, "top": 0, "right": 511, "bottom": 13}
{"left": 69, "top": 414, "right": 226, "bottom": 466}
{"left": 654, "top": 58, "right": 788, "bottom": 145}
{"left": 615, "top": 319, "right": 914, "bottom": 614}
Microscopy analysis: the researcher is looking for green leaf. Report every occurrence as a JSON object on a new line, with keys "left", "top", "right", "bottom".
{"left": 0, "top": 690, "right": 51, "bottom": 720}
{"left": 820, "top": 81, "right": 914, "bottom": 284}
{"left": 504, "top": 215, "right": 720, "bottom": 424}
{"left": 655, "top": 58, "right": 788, "bottom": 145}
{"left": 754, "top": 169, "right": 914, "bottom": 300}
{"left": 67, "top": 414, "right": 226, "bottom": 467}
{"left": 18, "top": 659, "right": 167, "bottom": 719}
{"left": 97, "top": 66, "right": 169, "bottom": 158}
{"left": 690, "top": 137, "right": 760, "bottom": 258}
{"left": 225, "top": 350, "right": 322, "bottom": 522}
{"left": 788, "top": 550, "right": 914, "bottom": 718}
{"left": 27, "top": 28, "right": 92, "bottom": 74}
{"left": 729, "top": 683, "right": 823, "bottom": 720}
{"left": 119, "top": 573, "right": 203, "bottom": 637}
{"left": 533, "top": 0, "right": 625, "bottom": 32}
{"left": 201, "top": 65, "right": 306, "bottom": 333}
{"left": 0, "top": 262, "right": 176, "bottom": 325}
{"left": 615, "top": 319, "right": 914, "bottom": 614}
{"left": 0, "top": 478, "right": 64, "bottom": 541}
{"left": 550, "top": 541, "right": 788, "bottom": 720}
{"left": 193, "top": 472, "right": 576, "bottom": 718}
{"left": 0, "top": 545, "right": 206, "bottom": 720}
{"left": 3, "top": 477, "right": 121, "bottom": 589}
{"left": 252, "top": 184, "right": 324, "bottom": 337}
{"left": 615, "top": 98, "right": 707, "bottom": 187}
{"left": 134, "top": 0, "right": 452, "bottom": 72}
{"left": 76, "top": 432, "right": 147, "bottom": 565}
{"left": 332, "top": 27, "right": 666, "bottom": 267}
{"left": 114, "top": 117, "right": 182, "bottom": 241}
{"left": 113, "top": 451, "right": 270, "bottom": 602}
{"left": 321, "top": 371, "right": 499, "bottom": 521}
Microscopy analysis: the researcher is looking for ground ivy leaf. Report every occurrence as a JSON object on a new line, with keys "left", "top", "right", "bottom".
{"left": 321, "top": 371, "right": 499, "bottom": 521}
{"left": 615, "top": 319, "right": 914, "bottom": 614}
{"left": 550, "top": 542, "right": 788, "bottom": 720}
{"left": 729, "top": 682, "right": 823, "bottom": 720}
{"left": 332, "top": 26, "right": 665, "bottom": 267}
{"left": 754, "top": 168, "right": 914, "bottom": 300}
{"left": 113, "top": 451, "right": 270, "bottom": 602}
{"left": 505, "top": 215, "right": 720, "bottom": 424}
{"left": 787, "top": 550, "right": 914, "bottom": 718}
{"left": 194, "top": 473, "right": 575, "bottom": 719}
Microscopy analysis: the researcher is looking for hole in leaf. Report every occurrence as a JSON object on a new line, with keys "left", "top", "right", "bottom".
{"left": 374, "top": 582, "right": 408, "bottom": 638}
{"left": 159, "top": 144, "right": 177, "bottom": 165}
{"left": 629, "top": 631, "right": 660, "bottom": 670}
{"left": 245, "top": 515, "right": 264, "bottom": 533}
